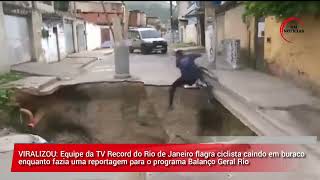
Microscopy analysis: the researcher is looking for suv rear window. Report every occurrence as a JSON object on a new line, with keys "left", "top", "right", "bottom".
{"left": 140, "top": 30, "right": 161, "bottom": 39}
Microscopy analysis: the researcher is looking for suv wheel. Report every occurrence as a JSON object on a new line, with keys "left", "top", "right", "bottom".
{"left": 129, "top": 47, "right": 134, "bottom": 53}
{"left": 141, "top": 48, "right": 149, "bottom": 55}
{"left": 161, "top": 47, "right": 167, "bottom": 54}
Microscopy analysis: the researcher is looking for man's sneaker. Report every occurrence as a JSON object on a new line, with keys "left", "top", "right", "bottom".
{"left": 184, "top": 84, "right": 199, "bottom": 89}
{"left": 196, "top": 80, "right": 208, "bottom": 88}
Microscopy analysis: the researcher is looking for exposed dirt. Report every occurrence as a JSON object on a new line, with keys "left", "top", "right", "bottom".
{"left": 12, "top": 82, "right": 255, "bottom": 143}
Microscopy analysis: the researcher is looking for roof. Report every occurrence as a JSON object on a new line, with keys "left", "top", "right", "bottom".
{"left": 184, "top": 9, "right": 204, "bottom": 17}
{"left": 178, "top": 18, "right": 188, "bottom": 21}
{"left": 92, "top": 1, "right": 123, "bottom": 4}
{"left": 129, "top": 10, "right": 145, "bottom": 13}
{"left": 146, "top": 16, "right": 159, "bottom": 19}
{"left": 215, "top": 1, "right": 241, "bottom": 14}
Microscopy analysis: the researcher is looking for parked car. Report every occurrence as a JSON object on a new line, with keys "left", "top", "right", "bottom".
{"left": 128, "top": 27, "right": 168, "bottom": 54}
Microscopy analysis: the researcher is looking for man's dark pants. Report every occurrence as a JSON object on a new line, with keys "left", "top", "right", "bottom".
{"left": 169, "top": 72, "right": 214, "bottom": 107}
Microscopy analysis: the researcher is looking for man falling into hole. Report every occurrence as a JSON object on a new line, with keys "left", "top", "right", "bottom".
{"left": 169, "top": 50, "right": 215, "bottom": 110}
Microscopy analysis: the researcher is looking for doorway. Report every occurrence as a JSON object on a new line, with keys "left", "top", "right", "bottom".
{"left": 76, "top": 24, "right": 86, "bottom": 51}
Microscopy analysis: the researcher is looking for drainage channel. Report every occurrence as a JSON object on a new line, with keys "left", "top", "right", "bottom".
{"left": 12, "top": 82, "right": 256, "bottom": 143}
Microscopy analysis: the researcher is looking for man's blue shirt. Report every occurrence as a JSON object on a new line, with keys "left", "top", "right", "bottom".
{"left": 176, "top": 54, "right": 201, "bottom": 81}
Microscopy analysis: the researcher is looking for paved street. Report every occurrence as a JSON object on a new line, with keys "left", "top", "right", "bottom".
{"left": 11, "top": 50, "right": 187, "bottom": 95}
{"left": 87, "top": 51, "right": 180, "bottom": 85}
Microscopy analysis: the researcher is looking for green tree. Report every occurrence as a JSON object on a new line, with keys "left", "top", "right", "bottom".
{"left": 54, "top": 1, "right": 69, "bottom": 12}
{"left": 243, "top": 1, "right": 320, "bottom": 20}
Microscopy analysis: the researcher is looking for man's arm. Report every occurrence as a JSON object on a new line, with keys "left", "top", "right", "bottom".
{"left": 188, "top": 54, "right": 202, "bottom": 61}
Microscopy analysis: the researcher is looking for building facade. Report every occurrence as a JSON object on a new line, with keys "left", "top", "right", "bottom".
{"left": 203, "top": 1, "right": 320, "bottom": 94}
{"left": 0, "top": 1, "right": 123, "bottom": 73}
{"left": 177, "top": 1, "right": 205, "bottom": 46}
{"left": 72, "top": 1, "right": 123, "bottom": 49}
{"left": 0, "top": 1, "right": 83, "bottom": 68}
{"left": 128, "top": 10, "right": 146, "bottom": 28}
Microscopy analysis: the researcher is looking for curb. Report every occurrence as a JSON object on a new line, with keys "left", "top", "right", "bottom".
{"left": 80, "top": 58, "right": 98, "bottom": 69}
{"left": 173, "top": 46, "right": 205, "bottom": 52}
{"left": 38, "top": 77, "right": 59, "bottom": 90}
{"left": 10, "top": 70, "right": 55, "bottom": 78}
{"left": 80, "top": 50, "right": 114, "bottom": 70}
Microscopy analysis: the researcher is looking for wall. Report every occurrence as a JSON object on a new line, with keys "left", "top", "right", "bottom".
{"left": 2, "top": 1, "right": 32, "bottom": 8}
{"left": 4, "top": 15, "right": 32, "bottom": 65}
{"left": 35, "top": 1, "right": 54, "bottom": 13}
{"left": 185, "top": 24, "right": 197, "bottom": 44}
{"left": 72, "top": 20, "right": 78, "bottom": 52}
{"left": 129, "top": 11, "right": 146, "bottom": 27}
{"left": 128, "top": 11, "right": 137, "bottom": 27}
{"left": 247, "top": 16, "right": 257, "bottom": 68}
{"left": 178, "top": 1, "right": 189, "bottom": 17}
{"left": 31, "top": 11, "right": 44, "bottom": 62}
{"left": 128, "top": 11, "right": 141, "bottom": 27}
{"left": 86, "top": 22, "right": 101, "bottom": 50}
{"left": 73, "top": 1, "right": 122, "bottom": 13}
{"left": 140, "top": 13, "right": 146, "bottom": 27}
{"left": 204, "top": 1, "right": 215, "bottom": 62}
{"left": 57, "top": 23, "right": 67, "bottom": 59}
{"left": 79, "top": 13, "right": 122, "bottom": 25}
{"left": 146, "top": 17, "right": 160, "bottom": 26}
{"left": 204, "top": 1, "right": 214, "bottom": 30}
{"left": 216, "top": 13, "right": 225, "bottom": 53}
{"left": 41, "top": 17, "right": 80, "bottom": 63}
{"left": 264, "top": 16, "right": 320, "bottom": 94}
{"left": 41, "top": 24, "right": 59, "bottom": 63}
{"left": 73, "top": 19, "right": 85, "bottom": 52}
{"left": 76, "top": 22, "right": 87, "bottom": 51}
{"left": 101, "top": 26, "right": 113, "bottom": 48}
{"left": 178, "top": 1, "right": 190, "bottom": 43}
{"left": 178, "top": 20, "right": 187, "bottom": 42}
{"left": 224, "top": 5, "right": 249, "bottom": 61}
{"left": 0, "top": 2, "right": 10, "bottom": 73}
{"left": 64, "top": 19, "right": 75, "bottom": 54}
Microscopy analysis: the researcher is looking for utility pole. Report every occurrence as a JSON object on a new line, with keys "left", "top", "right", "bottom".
{"left": 170, "top": 1, "right": 174, "bottom": 43}
{"left": 102, "top": 1, "right": 130, "bottom": 79}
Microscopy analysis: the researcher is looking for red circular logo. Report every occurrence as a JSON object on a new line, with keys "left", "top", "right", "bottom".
{"left": 280, "top": 17, "right": 304, "bottom": 43}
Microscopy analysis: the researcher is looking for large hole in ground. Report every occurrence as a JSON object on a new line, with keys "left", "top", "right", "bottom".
{"left": 14, "top": 82, "right": 256, "bottom": 143}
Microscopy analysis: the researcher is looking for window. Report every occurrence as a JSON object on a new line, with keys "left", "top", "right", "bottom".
{"left": 140, "top": 30, "right": 160, "bottom": 39}
{"left": 128, "top": 31, "right": 132, "bottom": 39}
{"left": 41, "top": 1, "right": 53, "bottom": 6}
{"left": 129, "top": 31, "right": 140, "bottom": 39}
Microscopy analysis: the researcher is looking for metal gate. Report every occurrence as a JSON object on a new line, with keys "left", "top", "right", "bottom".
{"left": 41, "top": 25, "right": 59, "bottom": 63}
{"left": 76, "top": 24, "right": 86, "bottom": 51}
{"left": 64, "top": 21, "right": 75, "bottom": 54}
{"left": 4, "top": 15, "right": 32, "bottom": 64}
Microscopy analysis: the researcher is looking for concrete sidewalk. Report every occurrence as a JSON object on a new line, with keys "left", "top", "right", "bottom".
{"left": 209, "top": 67, "right": 320, "bottom": 136}
{"left": 198, "top": 55, "right": 320, "bottom": 158}
{"left": 11, "top": 48, "right": 114, "bottom": 78}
